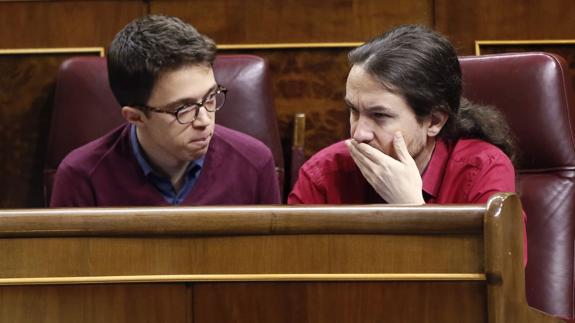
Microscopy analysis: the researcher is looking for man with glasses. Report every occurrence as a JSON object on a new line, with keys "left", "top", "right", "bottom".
{"left": 50, "top": 15, "right": 280, "bottom": 206}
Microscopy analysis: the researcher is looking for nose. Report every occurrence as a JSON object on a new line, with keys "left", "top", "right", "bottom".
{"left": 192, "top": 106, "right": 211, "bottom": 128}
{"left": 351, "top": 116, "right": 374, "bottom": 143}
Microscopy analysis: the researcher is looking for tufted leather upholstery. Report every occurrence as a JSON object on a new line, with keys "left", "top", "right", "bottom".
{"left": 460, "top": 52, "right": 575, "bottom": 318}
{"left": 45, "top": 54, "right": 284, "bottom": 203}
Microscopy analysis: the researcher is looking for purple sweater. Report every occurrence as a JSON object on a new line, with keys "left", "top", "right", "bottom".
{"left": 50, "top": 124, "right": 280, "bottom": 207}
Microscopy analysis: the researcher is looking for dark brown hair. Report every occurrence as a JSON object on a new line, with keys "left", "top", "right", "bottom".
{"left": 107, "top": 15, "right": 217, "bottom": 107}
{"left": 348, "top": 24, "right": 516, "bottom": 163}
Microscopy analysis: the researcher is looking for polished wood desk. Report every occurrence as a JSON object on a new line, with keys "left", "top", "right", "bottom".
{"left": 0, "top": 193, "right": 564, "bottom": 322}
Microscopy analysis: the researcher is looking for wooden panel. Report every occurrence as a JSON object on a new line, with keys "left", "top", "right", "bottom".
{"left": 0, "top": 51, "right": 101, "bottom": 208}
{"left": 0, "top": 234, "right": 483, "bottom": 278}
{"left": 0, "top": 205, "right": 484, "bottom": 277}
{"left": 0, "top": 0, "right": 144, "bottom": 208}
{"left": 151, "top": 0, "right": 433, "bottom": 43}
{"left": 435, "top": 0, "right": 575, "bottom": 55}
{"left": 0, "top": 1, "right": 145, "bottom": 48}
{"left": 0, "top": 194, "right": 563, "bottom": 323}
{"left": 0, "top": 204, "right": 485, "bottom": 236}
{"left": 3, "top": 0, "right": 575, "bottom": 208}
{"left": 223, "top": 48, "right": 352, "bottom": 158}
{"left": 193, "top": 281, "right": 486, "bottom": 323}
{"left": 0, "top": 283, "right": 189, "bottom": 323}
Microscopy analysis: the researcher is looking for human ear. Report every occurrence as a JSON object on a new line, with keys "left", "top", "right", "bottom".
{"left": 121, "top": 106, "right": 146, "bottom": 127}
{"left": 427, "top": 110, "right": 449, "bottom": 137}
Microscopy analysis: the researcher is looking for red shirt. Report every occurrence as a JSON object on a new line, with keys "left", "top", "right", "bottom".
{"left": 288, "top": 138, "right": 516, "bottom": 204}
{"left": 288, "top": 138, "right": 527, "bottom": 263}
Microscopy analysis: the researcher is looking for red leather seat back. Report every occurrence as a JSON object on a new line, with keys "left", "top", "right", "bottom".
{"left": 45, "top": 54, "right": 284, "bottom": 202}
{"left": 460, "top": 52, "right": 575, "bottom": 318}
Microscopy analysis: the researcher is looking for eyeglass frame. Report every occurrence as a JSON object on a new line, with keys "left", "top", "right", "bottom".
{"left": 136, "top": 85, "right": 227, "bottom": 124}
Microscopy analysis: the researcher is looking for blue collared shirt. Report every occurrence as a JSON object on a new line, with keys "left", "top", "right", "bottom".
{"left": 130, "top": 125, "right": 204, "bottom": 205}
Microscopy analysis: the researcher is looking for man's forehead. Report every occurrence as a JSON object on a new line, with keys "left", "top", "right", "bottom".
{"left": 345, "top": 89, "right": 395, "bottom": 109}
{"left": 148, "top": 66, "right": 216, "bottom": 106}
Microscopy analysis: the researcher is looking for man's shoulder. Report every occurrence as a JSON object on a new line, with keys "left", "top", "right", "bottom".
{"left": 59, "top": 124, "right": 130, "bottom": 174}
{"left": 302, "top": 140, "right": 357, "bottom": 175}
{"left": 213, "top": 124, "right": 268, "bottom": 150}
{"left": 211, "top": 125, "right": 273, "bottom": 166}
{"left": 450, "top": 138, "right": 512, "bottom": 168}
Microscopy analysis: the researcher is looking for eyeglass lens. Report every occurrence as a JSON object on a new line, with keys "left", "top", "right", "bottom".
{"left": 176, "top": 91, "right": 226, "bottom": 124}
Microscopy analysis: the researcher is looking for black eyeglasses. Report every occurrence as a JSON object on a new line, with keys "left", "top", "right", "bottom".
{"left": 139, "top": 85, "right": 227, "bottom": 124}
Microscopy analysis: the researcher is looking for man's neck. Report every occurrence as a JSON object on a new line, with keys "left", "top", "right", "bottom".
{"left": 136, "top": 127, "right": 191, "bottom": 189}
{"left": 415, "top": 138, "right": 437, "bottom": 175}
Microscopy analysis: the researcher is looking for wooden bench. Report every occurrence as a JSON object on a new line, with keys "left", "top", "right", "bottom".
{"left": 0, "top": 193, "right": 564, "bottom": 322}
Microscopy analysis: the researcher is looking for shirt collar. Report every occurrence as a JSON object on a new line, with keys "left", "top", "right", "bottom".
{"left": 130, "top": 124, "right": 204, "bottom": 177}
{"left": 421, "top": 139, "right": 450, "bottom": 199}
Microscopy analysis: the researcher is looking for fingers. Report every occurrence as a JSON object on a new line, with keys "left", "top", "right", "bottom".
{"left": 345, "top": 140, "right": 379, "bottom": 186}
{"left": 345, "top": 139, "right": 377, "bottom": 170}
{"left": 392, "top": 131, "right": 411, "bottom": 163}
{"left": 346, "top": 139, "right": 395, "bottom": 164}
{"left": 345, "top": 137, "right": 424, "bottom": 204}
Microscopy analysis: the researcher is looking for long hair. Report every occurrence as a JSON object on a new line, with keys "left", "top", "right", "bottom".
{"left": 348, "top": 25, "right": 517, "bottom": 163}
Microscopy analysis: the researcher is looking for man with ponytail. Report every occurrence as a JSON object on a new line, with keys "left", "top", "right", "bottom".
{"left": 289, "top": 25, "right": 518, "bottom": 206}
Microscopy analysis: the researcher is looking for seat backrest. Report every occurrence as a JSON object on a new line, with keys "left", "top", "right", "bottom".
{"left": 459, "top": 52, "right": 575, "bottom": 318}
{"left": 45, "top": 54, "right": 284, "bottom": 202}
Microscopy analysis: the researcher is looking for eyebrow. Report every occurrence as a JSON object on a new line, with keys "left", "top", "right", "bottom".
{"left": 163, "top": 84, "right": 219, "bottom": 110}
{"left": 344, "top": 99, "right": 396, "bottom": 114}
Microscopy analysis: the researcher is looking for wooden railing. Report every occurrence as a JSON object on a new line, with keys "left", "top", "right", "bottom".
{"left": 0, "top": 193, "right": 563, "bottom": 323}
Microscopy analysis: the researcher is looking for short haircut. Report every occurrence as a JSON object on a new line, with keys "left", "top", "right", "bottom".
{"left": 107, "top": 15, "right": 217, "bottom": 107}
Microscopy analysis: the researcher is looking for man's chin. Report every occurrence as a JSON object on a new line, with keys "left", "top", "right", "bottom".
{"left": 183, "top": 144, "right": 209, "bottom": 161}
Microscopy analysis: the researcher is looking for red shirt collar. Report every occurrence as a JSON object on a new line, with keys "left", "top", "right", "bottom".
{"left": 421, "top": 139, "right": 450, "bottom": 199}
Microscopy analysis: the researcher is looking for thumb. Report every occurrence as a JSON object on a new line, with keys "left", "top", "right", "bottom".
{"left": 393, "top": 131, "right": 412, "bottom": 164}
